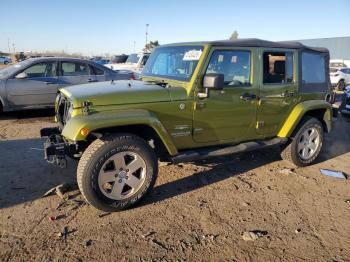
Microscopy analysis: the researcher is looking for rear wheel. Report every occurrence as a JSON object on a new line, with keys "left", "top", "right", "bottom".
{"left": 77, "top": 133, "right": 158, "bottom": 212}
{"left": 281, "top": 117, "right": 324, "bottom": 167}
{"left": 337, "top": 80, "right": 345, "bottom": 91}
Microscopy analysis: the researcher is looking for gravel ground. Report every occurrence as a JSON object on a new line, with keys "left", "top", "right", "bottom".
{"left": 0, "top": 107, "right": 349, "bottom": 261}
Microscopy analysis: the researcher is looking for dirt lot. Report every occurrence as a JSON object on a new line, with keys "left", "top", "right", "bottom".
{"left": 0, "top": 107, "right": 349, "bottom": 261}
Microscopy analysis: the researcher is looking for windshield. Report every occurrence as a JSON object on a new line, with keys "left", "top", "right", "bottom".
{"left": 0, "top": 60, "right": 31, "bottom": 79}
{"left": 126, "top": 54, "right": 140, "bottom": 63}
{"left": 142, "top": 45, "right": 204, "bottom": 81}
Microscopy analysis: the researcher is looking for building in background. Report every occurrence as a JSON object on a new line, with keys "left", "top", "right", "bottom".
{"left": 296, "top": 36, "right": 350, "bottom": 67}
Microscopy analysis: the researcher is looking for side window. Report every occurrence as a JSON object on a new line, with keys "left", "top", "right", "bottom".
{"left": 90, "top": 65, "right": 104, "bottom": 75}
{"left": 61, "top": 62, "right": 89, "bottom": 76}
{"left": 302, "top": 52, "right": 325, "bottom": 84}
{"left": 23, "top": 62, "right": 57, "bottom": 78}
{"left": 206, "top": 50, "right": 250, "bottom": 86}
{"left": 263, "top": 51, "right": 294, "bottom": 84}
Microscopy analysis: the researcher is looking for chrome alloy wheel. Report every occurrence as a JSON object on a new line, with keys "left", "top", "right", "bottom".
{"left": 297, "top": 127, "right": 320, "bottom": 160}
{"left": 98, "top": 151, "right": 146, "bottom": 200}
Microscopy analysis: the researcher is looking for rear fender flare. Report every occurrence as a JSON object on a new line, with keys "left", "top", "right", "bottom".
{"left": 277, "top": 100, "right": 333, "bottom": 138}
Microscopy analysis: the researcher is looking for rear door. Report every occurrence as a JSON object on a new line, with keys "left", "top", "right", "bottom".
{"left": 6, "top": 61, "right": 59, "bottom": 107}
{"left": 256, "top": 49, "right": 298, "bottom": 136}
{"left": 58, "top": 61, "right": 96, "bottom": 88}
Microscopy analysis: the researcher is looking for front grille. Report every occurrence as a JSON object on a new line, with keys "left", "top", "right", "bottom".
{"left": 56, "top": 95, "right": 70, "bottom": 128}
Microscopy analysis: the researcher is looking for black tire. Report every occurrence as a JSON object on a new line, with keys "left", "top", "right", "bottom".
{"left": 4, "top": 61, "right": 8, "bottom": 65}
{"left": 281, "top": 117, "right": 324, "bottom": 167}
{"left": 337, "top": 80, "right": 345, "bottom": 91}
{"left": 77, "top": 133, "right": 158, "bottom": 212}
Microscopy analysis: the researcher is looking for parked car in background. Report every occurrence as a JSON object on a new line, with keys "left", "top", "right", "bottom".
{"left": 0, "top": 57, "right": 132, "bottom": 112}
{"left": 330, "top": 59, "right": 350, "bottom": 68}
{"left": 0, "top": 56, "right": 12, "bottom": 65}
{"left": 330, "top": 67, "right": 350, "bottom": 91}
{"left": 105, "top": 52, "right": 150, "bottom": 74}
{"left": 109, "top": 54, "right": 128, "bottom": 64}
{"left": 340, "top": 85, "right": 350, "bottom": 116}
{"left": 94, "top": 59, "right": 110, "bottom": 65}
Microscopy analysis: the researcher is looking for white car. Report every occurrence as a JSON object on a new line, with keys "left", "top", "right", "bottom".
{"left": 104, "top": 52, "right": 150, "bottom": 75}
{"left": 330, "top": 67, "right": 350, "bottom": 91}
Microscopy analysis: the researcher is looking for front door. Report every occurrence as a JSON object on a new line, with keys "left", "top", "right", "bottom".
{"left": 193, "top": 48, "right": 258, "bottom": 143}
{"left": 6, "top": 61, "right": 59, "bottom": 107}
{"left": 256, "top": 49, "right": 299, "bottom": 136}
{"left": 58, "top": 61, "right": 97, "bottom": 88}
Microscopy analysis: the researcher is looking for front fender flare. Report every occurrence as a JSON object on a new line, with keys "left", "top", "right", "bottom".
{"left": 62, "top": 109, "right": 178, "bottom": 155}
{"left": 277, "top": 100, "right": 333, "bottom": 138}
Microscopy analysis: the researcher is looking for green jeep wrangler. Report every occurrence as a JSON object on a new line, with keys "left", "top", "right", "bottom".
{"left": 41, "top": 39, "right": 333, "bottom": 212}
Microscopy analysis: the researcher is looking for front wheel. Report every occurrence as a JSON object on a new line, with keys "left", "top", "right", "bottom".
{"left": 281, "top": 117, "right": 324, "bottom": 167}
{"left": 77, "top": 133, "right": 158, "bottom": 212}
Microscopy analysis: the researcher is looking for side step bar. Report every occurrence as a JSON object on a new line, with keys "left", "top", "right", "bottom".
{"left": 171, "top": 137, "right": 288, "bottom": 164}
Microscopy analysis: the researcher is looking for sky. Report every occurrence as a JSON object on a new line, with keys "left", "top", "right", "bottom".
{"left": 1, "top": 0, "right": 350, "bottom": 56}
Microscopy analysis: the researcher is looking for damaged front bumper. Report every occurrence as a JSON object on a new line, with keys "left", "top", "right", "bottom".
{"left": 41, "top": 127, "right": 71, "bottom": 168}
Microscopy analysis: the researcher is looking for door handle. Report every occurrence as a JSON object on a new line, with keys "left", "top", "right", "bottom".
{"left": 45, "top": 81, "right": 55, "bottom": 85}
{"left": 240, "top": 92, "right": 256, "bottom": 101}
{"left": 88, "top": 79, "right": 97, "bottom": 83}
{"left": 281, "top": 91, "right": 295, "bottom": 98}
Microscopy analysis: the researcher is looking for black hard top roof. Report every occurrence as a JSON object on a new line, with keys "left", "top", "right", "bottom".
{"left": 164, "top": 38, "right": 329, "bottom": 53}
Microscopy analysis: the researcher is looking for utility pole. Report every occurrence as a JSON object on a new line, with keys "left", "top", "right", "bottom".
{"left": 145, "top": 24, "right": 149, "bottom": 46}
{"left": 12, "top": 43, "right": 16, "bottom": 54}
{"left": 7, "top": 38, "right": 11, "bottom": 54}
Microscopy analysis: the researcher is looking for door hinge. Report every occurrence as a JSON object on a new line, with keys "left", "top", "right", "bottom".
{"left": 195, "top": 101, "right": 205, "bottom": 110}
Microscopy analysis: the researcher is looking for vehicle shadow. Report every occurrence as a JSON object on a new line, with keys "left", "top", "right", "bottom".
{"left": 0, "top": 138, "right": 77, "bottom": 209}
{"left": 0, "top": 115, "right": 348, "bottom": 210}
{"left": 140, "top": 148, "right": 281, "bottom": 207}
{"left": 316, "top": 114, "right": 350, "bottom": 163}
{"left": 0, "top": 136, "right": 281, "bottom": 210}
{"left": 0, "top": 109, "right": 54, "bottom": 120}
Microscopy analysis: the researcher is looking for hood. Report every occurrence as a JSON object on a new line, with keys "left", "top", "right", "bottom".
{"left": 61, "top": 80, "right": 172, "bottom": 108}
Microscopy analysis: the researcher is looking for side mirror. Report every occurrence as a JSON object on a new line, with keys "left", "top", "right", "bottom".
{"left": 203, "top": 73, "right": 224, "bottom": 90}
{"left": 15, "top": 72, "right": 28, "bottom": 79}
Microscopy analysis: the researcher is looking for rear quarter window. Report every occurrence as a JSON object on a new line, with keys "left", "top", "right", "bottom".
{"left": 302, "top": 52, "right": 326, "bottom": 84}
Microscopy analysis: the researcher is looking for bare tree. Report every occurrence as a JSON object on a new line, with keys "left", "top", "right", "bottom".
{"left": 144, "top": 40, "right": 160, "bottom": 52}
{"left": 229, "top": 31, "right": 239, "bottom": 40}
